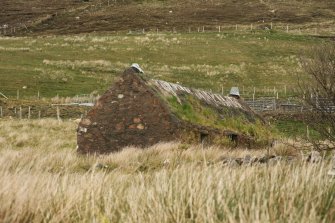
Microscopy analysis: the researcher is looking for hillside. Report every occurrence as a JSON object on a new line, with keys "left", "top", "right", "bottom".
{"left": 1, "top": 0, "right": 335, "bottom": 35}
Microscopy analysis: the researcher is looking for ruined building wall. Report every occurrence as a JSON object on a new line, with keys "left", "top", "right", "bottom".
{"left": 77, "top": 68, "right": 179, "bottom": 154}
{"left": 77, "top": 68, "right": 259, "bottom": 154}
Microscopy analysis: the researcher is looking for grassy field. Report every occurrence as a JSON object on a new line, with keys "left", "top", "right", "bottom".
{"left": 0, "top": 118, "right": 334, "bottom": 222}
{"left": 0, "top": 31, "right": 326, "bottom": 98}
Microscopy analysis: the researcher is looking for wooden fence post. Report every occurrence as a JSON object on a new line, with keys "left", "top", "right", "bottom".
{"left": 57, "top": 106, "right": 61, "bottom": 123}
{"left": 19, "top": 106, "right": 22, "bottom": 119}
{"left": 0, "top": 106, "right": 2, "bottom": 118}
{"left": 253, "top": 93, "right": 255, "bottom": 108}
{"left": 28, "top": 106, "right": 31, "bottom": 119}
{"left": 38, "top": 110, "right": 41, "bottom": 119}
{"left": 284, "top": 85, "right": 287, "bottom": 95}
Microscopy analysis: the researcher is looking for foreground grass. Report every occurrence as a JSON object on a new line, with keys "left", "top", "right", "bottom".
{"left": 0, "top": 119, "right": 334, "bottom": 222}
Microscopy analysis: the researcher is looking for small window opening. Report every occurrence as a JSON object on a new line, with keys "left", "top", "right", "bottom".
{"left": 228, "top": 133, "right": 239, "bottom": 147}
{"left": 200, "top": 133, "right": 209, "bottom": 145}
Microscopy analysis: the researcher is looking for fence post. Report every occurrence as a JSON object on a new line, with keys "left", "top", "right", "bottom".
{"left": 253, "top": 93, "right": 255, "bottom": 109}
{"left": 57, "top": 106, "right": 61, "bottom": 123}
{"left": 202, "top": 26, "right": 205, "bottom": 33}
{"left": 218, "top": 26, "right": 221, "bottom": 33}
{"left": 19, "top": 106, "right": 22, "bottom": 119}
{"left": 17, "top": 89, "right": 19, "bottom": 100}
{"left": 284, "top": 85, "right": 287, "bottom": 96}
{"left": 38, "top": 110, "right": 41, "bottom": 119}
{"left": 28, "top": 106, "right": 31, "bottom": 119}
{"left": 0, "top": 106, "right": 2, "bottom": 118}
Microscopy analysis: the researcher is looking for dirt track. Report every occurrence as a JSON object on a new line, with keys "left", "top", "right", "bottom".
{"left": 1, "top": 0, "right": 335, "bottom": 35}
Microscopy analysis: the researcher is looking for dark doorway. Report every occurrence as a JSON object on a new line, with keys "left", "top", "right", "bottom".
{"left": 200, "top": 132, "right": 209, "bottom": 145}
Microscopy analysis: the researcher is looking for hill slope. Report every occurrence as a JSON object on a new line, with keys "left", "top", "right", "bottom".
{"left": 1, "top": 0, "right": 335, "bottom": 35}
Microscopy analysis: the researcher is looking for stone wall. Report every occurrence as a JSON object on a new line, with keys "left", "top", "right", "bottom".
{"left": 77, "top": 68, "right": 257, "bottom": 154}
{"left": 77, "top": 68, "right": 180, "bottom": 154}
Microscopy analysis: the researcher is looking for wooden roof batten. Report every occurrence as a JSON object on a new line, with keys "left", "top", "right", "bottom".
{"left": 151, "top": 79, "right": 243, "bottom": 109}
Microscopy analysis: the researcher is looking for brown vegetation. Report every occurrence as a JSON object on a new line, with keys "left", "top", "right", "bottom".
{"left": 0, "top": 118, "right": 334, "bottom": 222}
{"left": 300, "top": 43, "right": 335, "bottom": 150}
{"left": 1, "top": 0, "right": 335, "bottom": 35}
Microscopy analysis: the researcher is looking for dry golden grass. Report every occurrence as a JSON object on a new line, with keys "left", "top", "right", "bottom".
{"left": 0, "top": 119, "right": 334, "bottom": 222}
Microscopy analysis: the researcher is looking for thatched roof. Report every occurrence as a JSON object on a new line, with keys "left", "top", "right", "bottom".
{"left": 151, "top": 79, "right": 244, "bottom": 109}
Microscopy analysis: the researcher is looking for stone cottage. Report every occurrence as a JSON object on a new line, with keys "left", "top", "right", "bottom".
{"left": 77, "top": 66, "right": 266, "bottom": 154}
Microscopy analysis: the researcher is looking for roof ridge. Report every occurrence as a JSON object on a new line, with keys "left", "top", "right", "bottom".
{"left": 150, "top": 79, "right": 243, "bottom": 109}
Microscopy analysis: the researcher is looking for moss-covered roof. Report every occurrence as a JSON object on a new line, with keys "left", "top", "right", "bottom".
{"left": 149, "top": 79, "right": 272, "bottom": 141}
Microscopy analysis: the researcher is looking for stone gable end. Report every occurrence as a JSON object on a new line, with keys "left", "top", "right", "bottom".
{"left": 77, "top": 68, "right": 178, "bottom": 154}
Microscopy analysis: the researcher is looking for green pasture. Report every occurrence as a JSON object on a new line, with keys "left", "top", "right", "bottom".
{"left": 0, "top": 30, "right": 325, "bottom": 98}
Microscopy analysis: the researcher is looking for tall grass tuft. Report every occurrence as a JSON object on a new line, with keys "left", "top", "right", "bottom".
{"left": 0, "top": 119, "right": 334, "bottom": 222}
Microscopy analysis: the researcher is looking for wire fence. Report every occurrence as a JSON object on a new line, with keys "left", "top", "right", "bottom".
{"left": 0, "top": 18, "right": 332, "bottom": 37}
{"left": 244, "top": 97, "right": 335, "bottom": 113}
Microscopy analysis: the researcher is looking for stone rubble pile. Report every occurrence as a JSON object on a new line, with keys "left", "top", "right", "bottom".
{"left": 221, "top": 155, "right": 295, "bottom": 166}
{"left": 221, "top": 151, "right": 329, "bottom": 167}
